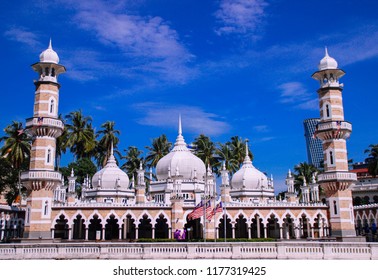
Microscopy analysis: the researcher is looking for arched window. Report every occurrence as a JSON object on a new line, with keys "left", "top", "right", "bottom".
{"left": 49, "top": 99, "right": 55, "bottom": 114}
{"left": 47, "top": 148, "right": 51, "bottom": 164}
{"left": 45, "top": 67, "right": 49, "bottom": 76}
{"left": 326, "top": 104, "right": 330, "bottom": 118}
{"left": 333, "top": 200, "right": 337, "bottom": 215}
{"left": 44, "top": 201, "right": 48, "bottom": 216}
{"left": 51, "top": 68, "right": 55, "bottom": 77}
{"left": 329, "top": 151, "right": 334, "bottom": 165}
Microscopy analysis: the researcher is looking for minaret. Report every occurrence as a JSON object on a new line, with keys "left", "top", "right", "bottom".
{"left": 21, "top": 40, "right": 66, "bottom": 238}
{"left": 312, "top": 48, "right": 357, "bottom": 239}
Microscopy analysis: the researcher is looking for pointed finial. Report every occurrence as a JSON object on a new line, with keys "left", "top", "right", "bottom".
{"left": 245, "top": 138, "right": 249, "bottom": 156}
{"left": 178, "top": 114, "right": 182, "bottom": 135}
{"left": 70, "top": 168, "right": 74, "bottom": 177}
{"left": 139, "top": 161, "right": 143, "bottom": 170}
{"left": 222, "top": 161, "right": 226, "bottom": 170}
{"left": 288, "top": 169, "right": 292, "bottom": 177}
{"left": 325, "top": 46, "right": 329, "bottom": 57}
{"left": 48, "top": 38, "right": 52, "bottom": 49}
{"left": 110, "top": 141, "right": 114, "bottom": 156}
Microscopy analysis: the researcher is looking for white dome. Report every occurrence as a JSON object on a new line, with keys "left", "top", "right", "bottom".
{"left": 156, "top": 117, "right": 206, "bottom": 181}
{"left": 39, "top": 39, "right": 59, "bottom": 64}
{"left": 318, "top": 47, "right": 338, "bottom": 71}
{"left": 92, "top": 150, "right": 129, "bottom": 189}
{"left": 231, "top": 144, "right": 268, "bottom": 190}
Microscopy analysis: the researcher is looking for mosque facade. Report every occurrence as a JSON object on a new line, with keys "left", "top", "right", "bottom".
{"left": 0, "top": 42, "right": 370, "bottom": 242}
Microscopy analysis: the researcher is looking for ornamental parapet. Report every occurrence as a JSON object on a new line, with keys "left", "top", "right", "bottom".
{"left": 317, "top": 171, "right": 357, "bottom": 182}
{"left": 315, "top": 120, "right": 352, "bottom": 140}
{"left": 25, "top": 117, "right": 64, "bottom": 137}
{"left": 21, "top": 170, "right": 62, "bottom": 191}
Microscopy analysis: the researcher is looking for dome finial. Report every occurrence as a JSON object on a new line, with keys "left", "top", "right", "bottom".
{"left": 325, "top": 46, "right": 328, "bottom": 57}
{"left": 49, "top": 38, "right": 52, "bottom": 49}
{"left": 245, "top": 138, "right": 249, "bottom": 156}
{"left": 110, "top": 141, "right": 114, "bottom": 157}
{"left": 178, "top": 114, "right": 182, "bottom": 136}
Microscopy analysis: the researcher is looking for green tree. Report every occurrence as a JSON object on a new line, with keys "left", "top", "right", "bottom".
{"left": 60, "top": 158, "right": 97, "bottom": 186}
{"left": 215, "top": 142, "right": 239, "bottom": 175}
{"left": 96, "top": 121, "right": 121, "bottom": 168}
{"left": 293, "top": 162, "right": 319, "bottom": 193}
{"left": 145, "top": 134, "right": 172, "bottom": 168}
{"left": 0, "top": 121, "right": 31, "bottom": 169}
{"left": 55, "top": 114, "right": 68, "bottom": 170}
{"left": 365, "top": 144, "right": 378, "bottom": 177}
{"left": 65, "top": 110, "right": 96, "bottom": 159}
{"left": 193, "top": 134, "right": 218, "bottom": 172}
{"left": 121, "top": 146, "right": 145, "bottom": 183}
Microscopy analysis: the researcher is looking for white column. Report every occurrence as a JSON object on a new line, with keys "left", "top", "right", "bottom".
{"left": 257, "top": 220, "right": 261, "bottom": 238}
{"left": 264, "top": 226, "right": 267, "bottom": 238}
{"left": 85, "top": 227, "right": 88, "bottom": 240}
{"left": 306, "top": 220, "right": 311, "bottom": 237}
{"left": 248, "top": 227, "right": 251, "bottom": 239}
{"left": 118, "top": 227, "right": 122, "bottom": 240}
{"left": 311, "top": 227, "right": 315, "bottom": 238}
{"left": 232, "top": 226, "right": 235, "bottom": 239}
{"left": 51, "top": 228, "right": 55, "bottom": 239}
{"left": 279, "top": 227, "right": 283, "bottom": 239}
{"left": 102, "top": 227, "right": 105, "bottom": 240}
{"left": 136, "top": 228, "right": 139, "bottom": 239}
{"left": 68, "top": 228, "right": 72, "bottom": 240}
{"left": 152, "top": 227, "right": 155, "bottom": 239}
{"left": 319, "top": 219, "right": 324, "bottom": 238}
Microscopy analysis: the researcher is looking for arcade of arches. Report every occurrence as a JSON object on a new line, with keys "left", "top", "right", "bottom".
{"left": 50, "top": 208, "right": 330, "bottom": 240}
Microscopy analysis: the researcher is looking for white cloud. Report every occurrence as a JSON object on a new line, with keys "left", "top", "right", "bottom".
{"left": 253, "top": 125, "right": 269, "bottom": 133}
{"left": 133, "top": 102, "right": 231, "bottom": 136}
{"left": 214, "top": 0, "right": 267, "bottom": 35}
{"left": 4, "top": 27, "right": 41, "bottom": 48}
{"left": 66, "top": 0, "right": 196, "bottom": 84}
{"left": 278, "top": 82, "right": 318, "bottom": 111}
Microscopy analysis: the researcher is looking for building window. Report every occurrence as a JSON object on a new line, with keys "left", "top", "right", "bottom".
{"left": 326, "top": 104, "right": 330, "bottom": 118}
{"left": 329, "top": 151, "right": 334, "bottom": 165}
{"left": 47, "top": 149, "right": 51, "bottom": 164}
{"left": 333, "top": 200, "right": 337, "bottom": 215}
{"left": 44, "top": 201, "right": 48, "bottom": 216}
{"left": 49, "top": 99, "right": 55, "bottom": 114}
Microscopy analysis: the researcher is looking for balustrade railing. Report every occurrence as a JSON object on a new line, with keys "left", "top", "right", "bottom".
{"left": 1, "top": 242, "right": 377, "bottom": 260}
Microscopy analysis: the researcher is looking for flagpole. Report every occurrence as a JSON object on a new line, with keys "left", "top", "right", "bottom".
{"left": 214, "top": 175, "right": 217, "bottom": 242}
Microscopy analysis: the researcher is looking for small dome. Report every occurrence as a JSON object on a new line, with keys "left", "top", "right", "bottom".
{"left": 156, "top": 116, "right": 206, "bottom": 180}
{"left": 318, "top": 47, "right": 338, "bottom": 71}
{"left": 39, "top": 39, "right": 59, "bottom": 64}
{"left": 231, "top": 142, "right": 268, "bottom": 190}
{"left": 92, "top": 147, "right": 129, "bottom": 189}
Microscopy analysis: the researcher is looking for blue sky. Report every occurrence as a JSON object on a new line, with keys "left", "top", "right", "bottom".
{"left": 1, "top": 0, "right": 378, "bottom": 193}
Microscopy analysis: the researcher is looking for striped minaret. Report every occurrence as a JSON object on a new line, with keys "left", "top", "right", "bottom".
{"left": 312, "top": 48, "right": 357, "bottom": 239}
{"left": 21, "top": 40, "right": 66, "bottom": 239}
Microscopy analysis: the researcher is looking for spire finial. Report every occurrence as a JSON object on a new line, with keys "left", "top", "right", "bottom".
{"left": 325, "top": 46, "right": 329, "bottom": 57}
{"left": 110, "top": 141, "right": 114, "bottom": 157}
{"left": 49, "top": 38, "right": 52, "bottom": 49}
{"left": 245, "top": 138, "right": 249, "bottom": 157}
{"left": 178, "top": 114, "right": 182, "bottom": 136}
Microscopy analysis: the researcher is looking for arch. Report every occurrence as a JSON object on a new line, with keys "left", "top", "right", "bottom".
{"left": 218, "top": 214, "right": 232, "bottom": 239}
{"left": 88, "top": 214, "right": 103, "bottom": 240}
{"left": 299, "top": 213, "right": 310, "bottom": 238}
{"left": 235, "top": 214, "right": 248, "bottom": 238}
{"left": 72, "top": 213, "right": 85, "bottom": 240}
{"left": 153, "top": 211, "right": 171, "bottom": 228}
{"left": 86, "top": 211, "right": 105, "bottom": 227}
{"left": 323, "top": 101, "right": 332, "bottom": 119}
{"left": 54, "top": 214, "right": 69, "bottom": 239}
{"left": 233, "top": 210, "right": 249, "bottom": 226}
{"left": 353, "top": 196, "right": 362, "bottom": 206}
{"left": 121, "top": 213, "right": 136, "bottom": 240}
{"left": 282, "top": 213, "right": 296, "bottom": 239}
{"left": 154, "top": 214, "right": 169, "bottom": 239}
{"left": 48, "top": 97, "right": 57, "bottom": 116}
{"left": 250, "top": 213, "right": 264, "bottom": 239}
{"left": 266, "top": 213, "right": 280, "bottom": 239}
{"left": 138, "top": 214, "right": 152, "bottom": 239}
{"left": 105, "top": 214, "right": 119, "bottom": 240}
{"left": 104, "top": 211, "right": 121, "bottom": 226}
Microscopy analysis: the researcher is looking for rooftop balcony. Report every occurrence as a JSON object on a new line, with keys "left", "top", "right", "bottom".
{"left": 25, "top": 117, "right": 64, "bottom": 137}
{"left": 315, "top": 120, "right": 352, "bottom": 140}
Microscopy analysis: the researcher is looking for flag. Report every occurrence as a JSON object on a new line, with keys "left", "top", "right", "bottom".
{"left": 187, "top": 200, "right": 211, "bottom": 220}
{"left": 37, "top": 117, "right": 44, "bottom": 125}
{"left": 206, "top": 202, "right": 223, "bottom": 221}
{"left": 17, "top": 129, "right": 24, "bottom": 135}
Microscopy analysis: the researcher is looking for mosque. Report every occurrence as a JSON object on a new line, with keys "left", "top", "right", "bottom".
{"left": 0, "top": 41, "right": 368, "bottom": 242}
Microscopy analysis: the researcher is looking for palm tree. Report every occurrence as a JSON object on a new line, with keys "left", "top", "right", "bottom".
{"left": 55, "top": 114, "right": 68, "bottom": 170}
{"left": 293, "top": 162, "right": 319, "bottom": 193}
{"left": 145, "top": 134, "right": 172, "bottom": 168}
{"left": 0, "top": 121, "right": 31, "bottom": 169}
{"left": 64, "top": 110, "right": 96, "bottom": 159}
{"left": 193, "top": 134, "right": 217, "bottom": 171}
{"left": 365, "top": 144, "right": 378, "bottom": 177}
{"left": 121, "top": 146, "right": 144, "bottom": 183}
{"left": 215, "top": 142, "right": 240, "bottom": 175}
{"left": 96, "top": 121, "right": 121, "bottom": 167}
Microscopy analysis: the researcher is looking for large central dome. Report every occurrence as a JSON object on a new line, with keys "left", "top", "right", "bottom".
{"left": 156, "top": 117, "right": 206, "bottom": 180}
